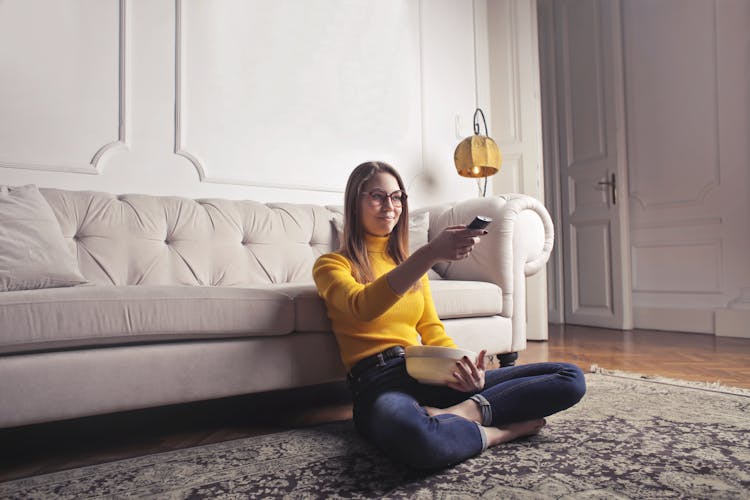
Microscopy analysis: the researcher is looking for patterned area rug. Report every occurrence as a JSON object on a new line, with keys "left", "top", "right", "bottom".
{"left": 2, "top": 370, "right": 749, "bottom": 499}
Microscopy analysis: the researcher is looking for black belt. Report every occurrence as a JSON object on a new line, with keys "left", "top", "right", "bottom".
{"left": 348, "top": 346, "right": 405, "bottom": 380}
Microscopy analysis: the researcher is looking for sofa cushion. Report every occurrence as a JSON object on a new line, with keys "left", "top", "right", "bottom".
{"left": 430, "top": 280, "right": 503, "bottom": 319}
{"left": 266, "top": 280, "right": 503, "bottom": 334}
{"left": 0, "top": 285, "right": 295, "bottom": 354}
{"left": 0, "top": 185, "right": 87, "bottom": 291}
{"left": 0, "top": 278, "right": 503, "bottom": 354}
{"left": 266, "top": 283, "right": 332, "bottom": 333}
{"left": 39, "top": 189, "right": 340, "bottom": 287}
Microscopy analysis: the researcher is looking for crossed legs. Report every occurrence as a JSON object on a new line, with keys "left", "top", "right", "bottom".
{"left": 426, "top": 362, "right": 585, "bottom": 446}
{"left": 351, "top": 361, "right": 585, "bottom": 469}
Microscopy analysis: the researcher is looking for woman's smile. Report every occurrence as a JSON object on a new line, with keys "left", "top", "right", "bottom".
{"left": 360, "top": 172, "right": 403, "bottom": 236}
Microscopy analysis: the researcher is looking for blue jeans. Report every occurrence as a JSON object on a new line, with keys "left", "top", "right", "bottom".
{"left": 348, "top": 357, "right": 586, "bottom": 470}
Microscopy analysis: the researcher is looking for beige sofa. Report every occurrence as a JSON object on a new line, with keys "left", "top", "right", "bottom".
{"left": 0, "top": 186, "right": 553, "bottom": 428}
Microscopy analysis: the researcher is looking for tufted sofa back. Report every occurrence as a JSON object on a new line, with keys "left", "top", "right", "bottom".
{"left": 40, "top": 189, "right": 340, "bottom": 286}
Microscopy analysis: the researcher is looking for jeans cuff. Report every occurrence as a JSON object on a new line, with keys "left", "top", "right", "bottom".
{"left": 470, "top": 394, "right": 493, "bottom": 426}
{"left": 474, "top": 422, "right": 489, "bottom": 452}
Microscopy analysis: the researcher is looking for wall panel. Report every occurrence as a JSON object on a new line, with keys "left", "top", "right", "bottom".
{"left": 175, "top": 0, "right": 422, "bottom": 192}
{"left": 625, "top": 0, "right": 719, "bottom": 210}
{"left": 623, "top": 0, "right": 750, "bottom": 334}
{"left": 632, "top": 241, "right": 722, "bottom": 294}
{"left": 0, "top": 1, "right": 480, "bottom": 207}
{"left": 0, "top": 0, "right": 126, "bottom": 173}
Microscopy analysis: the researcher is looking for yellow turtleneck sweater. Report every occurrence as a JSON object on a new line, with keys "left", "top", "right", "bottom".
{"left": 312, "top": 233, "right": 457, "bottom": 370}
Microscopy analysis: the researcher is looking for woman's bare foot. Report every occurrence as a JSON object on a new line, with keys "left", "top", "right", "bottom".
{"left": 424, "top": 404, "right": 546, "bottom": 446}
{"left": 484, "top": 418, "right": 547, "bottom": 447}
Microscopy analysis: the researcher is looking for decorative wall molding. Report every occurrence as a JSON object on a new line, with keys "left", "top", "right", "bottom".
{"left": 632, "top": 239, "right": 723, "bottom": 294}
{"left": 716, "top": 287, "right": 750, "bottom": 338}
{"left": 93, "top": 0, "right": 130, "bottom": 170}
{"left": 0, "top": 0, "right": 128, "bottom": 175}
{"left": 174, "top": 0, "right": 423, "bottom": 193}
{"left": 633, "top": 306, "right": 714, "bottom": 334}
{"left": 627, "top": 0, "right": 721, "bottom": 210}
{"left": 630, "top": 178, "right": 721, "bottom": 211}
{"left": 715, "top": 308, "right": 750, "bottom": 338}
{"left": 630, "top": 216, "right": 723, "bottom": 231}
{"left": 173, "top": 0, "right": 229, "bottom": 190}
{"left": 727, "top": 287, "right": 750, "bottom": 310}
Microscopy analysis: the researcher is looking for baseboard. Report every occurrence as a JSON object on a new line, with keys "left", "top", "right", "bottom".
{"left": 633, "top": 307, "right": 713, "bottom": 334}
{"left": 715, "top": 309, "right": 750, "bottom": 339}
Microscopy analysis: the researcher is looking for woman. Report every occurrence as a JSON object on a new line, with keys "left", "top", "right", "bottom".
{"left": 313, "top": 161, "right": 585, "bottom": 470}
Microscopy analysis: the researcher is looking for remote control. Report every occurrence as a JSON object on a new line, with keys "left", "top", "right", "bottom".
{"left": 466, "top": 216, "right": 492, "bottom": 230}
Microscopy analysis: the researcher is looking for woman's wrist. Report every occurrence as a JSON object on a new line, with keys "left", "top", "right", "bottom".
{"left": 411, "top": 242, "right": 440, "bottom": 267}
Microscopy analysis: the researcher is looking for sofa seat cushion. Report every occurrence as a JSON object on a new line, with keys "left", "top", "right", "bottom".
{"left": 0, "top": 280, "right": 504, "bottom": 354}
{"left": 0, "top": 285, "right": 295, "bottom": 354}
{"left": 430, "top": 280, "right": 503, "bottom": 319}
{"left": 265, "top": 283, "right": 332, "bottom": 333}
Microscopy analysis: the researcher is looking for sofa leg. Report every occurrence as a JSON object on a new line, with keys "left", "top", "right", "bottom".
{"left": 498, "top": 352, "right": 519, "bottom": 367}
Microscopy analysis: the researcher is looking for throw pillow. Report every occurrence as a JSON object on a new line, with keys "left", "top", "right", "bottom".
{"left": 406, "top": 211, "right": 429, "bottom": 255}
{"left": 0, "top": 184, "right": 87, "bottom": 291}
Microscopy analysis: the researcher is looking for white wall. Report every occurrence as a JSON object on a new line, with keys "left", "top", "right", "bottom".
{"left": 0, "top": 0, "right": 485, "bottom": 209}
{"left": 624, "top": 0, "right": 750, "bottom": 336}
{"left": 0, "top": 0, "right": 553, "bottom": 340}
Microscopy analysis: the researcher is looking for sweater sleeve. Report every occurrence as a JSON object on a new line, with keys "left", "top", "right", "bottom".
{"left": 313, "top": 253, "right": 403, "bottom": 322}
{"left": 415, "top": 276, "right": 457, "bottom": 348}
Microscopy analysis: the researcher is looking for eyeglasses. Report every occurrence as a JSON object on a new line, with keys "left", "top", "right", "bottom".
{"left": 361, "top": 189, "right": 407, "bottom": 208}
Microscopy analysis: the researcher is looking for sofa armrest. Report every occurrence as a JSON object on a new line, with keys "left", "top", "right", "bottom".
{"left": 423, "top": 194, "right": 554, "bottom": 352}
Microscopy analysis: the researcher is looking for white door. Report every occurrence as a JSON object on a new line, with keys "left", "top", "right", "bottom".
{"left": 547, "top": 0, "right": 633, "bottom": 329}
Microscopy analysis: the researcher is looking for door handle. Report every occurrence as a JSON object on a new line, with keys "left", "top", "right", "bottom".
{"left": 598, "top": 173, "right": 616, "bottom": 205}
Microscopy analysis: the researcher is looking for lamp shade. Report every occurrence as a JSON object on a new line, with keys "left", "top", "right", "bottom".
{"left": 453, "top": 134, "right": 502, "bottom": 178}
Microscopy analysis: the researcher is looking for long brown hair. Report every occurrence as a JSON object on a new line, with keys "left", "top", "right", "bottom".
{"left": 341, "top": 161, "right": 409, "bottom": 284}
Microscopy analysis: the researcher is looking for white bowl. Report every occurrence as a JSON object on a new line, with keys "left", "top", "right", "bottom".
{"left": 405, "top": 345, "right": 477, "bottom": 385}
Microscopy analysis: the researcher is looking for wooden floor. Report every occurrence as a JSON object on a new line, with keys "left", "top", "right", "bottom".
{"left": 2, "top": 324, "right": 749, "bottom": 483}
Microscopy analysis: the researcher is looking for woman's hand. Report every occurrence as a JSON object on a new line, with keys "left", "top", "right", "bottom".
{"left": 447, "top": 349, "right": 487, "bottom": 392}
{"left": 427, "top": 226, "right": 487, "bottom": 263}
